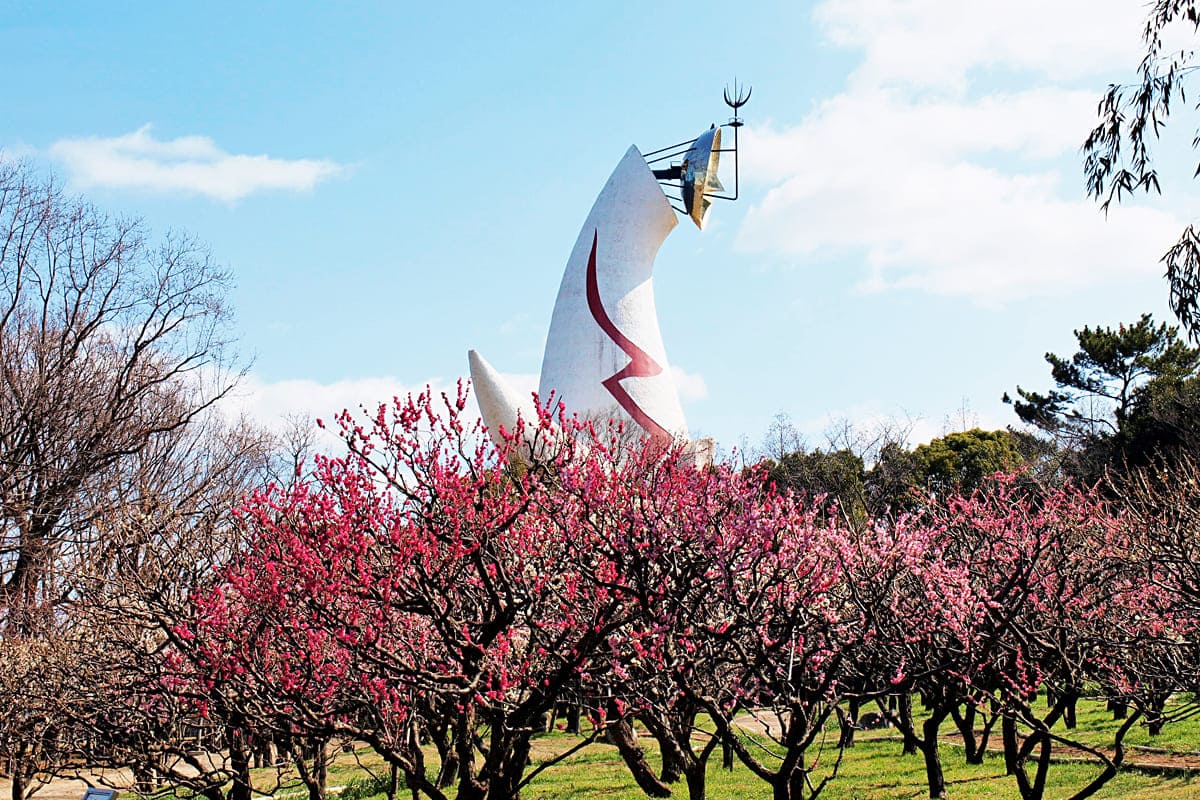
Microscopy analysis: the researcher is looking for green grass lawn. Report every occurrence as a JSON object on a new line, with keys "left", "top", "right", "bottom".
{"left": 268, "top": 697, "right": 1200, "bottom": 800}
{"left": 517, "top": 733, "right": 1200, "bottom": 800}
{"left": 315, "top": 734, "right": 1200, "bottom": 800}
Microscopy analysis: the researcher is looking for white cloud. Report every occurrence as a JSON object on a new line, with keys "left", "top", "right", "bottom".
{"left": 743, "top": 88, "right": 1096, "bottom": 179}
{"left": 735, "top": 3, "right": 1183, "bottom": 303}
{"left": 227, "top": 367, "right": 705, "bottom": 456}
{"left": 815, "top": 0, "right": 1144, "bottom": 92}
{"left": 225, "top": 370, "right": 541, "bottom": 448}
{"left": 226, "top": 374, "right": 433, "bottom": 436}
{"left": 670, "top": 364, "right": 708, "bottom": 404}
{"left": 48, "top": 125, "right": 344, "bottom": 201}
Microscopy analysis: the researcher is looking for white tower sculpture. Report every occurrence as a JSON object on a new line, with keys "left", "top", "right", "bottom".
{"left": 469, "top": 88, "right": 748, "bottom": 453}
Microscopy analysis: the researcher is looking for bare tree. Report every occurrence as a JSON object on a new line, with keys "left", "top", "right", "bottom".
{"left": 759, "top": 412, "right": 803, "bottom": 462}
{"left": 0, "top": 160, "right": 274, "bottom": 800}
{"left": 263, "top": 413, "right": 321, "bottom": 489}
{"left": 63, "top": 418, "right": 279, "bottom": 800}
{"left": 0, "top": 160, "right": 243, "bottom": 627}
{"left": 0, "top": 632, "right": 88, "bottom": 800}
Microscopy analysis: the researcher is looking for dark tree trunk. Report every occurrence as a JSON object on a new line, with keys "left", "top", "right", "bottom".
{"left": 608, "top": 718, "right": 671, "bottom": 798}
{"left": 1002, "top": 715, "right": 1019, "bottom": 776}
{"left": 387, "top": 763, "right": 400, "bottom": 800}
{"left": 978, "top": 697, "right": 1001, "bottom": 760}
{"left": 1023, "top": 732, "right": 1052, "bottom": 800}
{"left": 489, "top": 736, "right": 532, "bottom": 800}
{"left": 456, "top": 777, "right": 487, "bottom": 800}
{"left": 134, "top": 765, "right": 154, "bottom": 794}
{"left": 951, "top": 703, "right": 983, "bottom": 764}
{"left": 881, "top": 694, "right": 948, "bottom": 798}
{"left": 770, "top": 750, "right": 808, "bottom": 800}
{"left": 685, "top": 765, "right": 707, "bottom": 800}
{"left": 227, "top": 727, "right": 254, "bottom": 800}
{"left": 565, "top": 705, "right": 581, "bottom": 735}
{"left": 1108, "top": 697, "right": 1128, "bottom": 720}
{"left": 438, "top": 750, "right": 460, "bottom": 789}
{"left": 921, "top": 709, "right": 949, "bottom": 800}
{"left": 1004, "top": 718, "right": 1052, "bottom": 800}
{"left": 657, "top": 733, "right": 685, "bottom": 784}
{"left": 1147, "top": 693, "right": 1169, "bottom": 736}
{"left": 285, "top": 735, "right": 329, "bottom": 800}
{"left": 306, "top": 770, "right": 326, "bottom": 800}
{"left": 313, "top": 749, "right": 328, "bottom": 800}
{"left": 459, "top": 731, "right": 534, "bottom": 800}
{"left": 839, "top": 699, "right": 859, "bottom": 748}
{"left": 430, "top": 722, "right": 458, "bottom": 789}
{"left": 638, "top": 709, "right": 689, "bottom": 785}
{"left": 898, "top": 694, "right": 919, "bottom": 755}
{"left": 1029, "top": 733, "right": 1052, "bottom": 800}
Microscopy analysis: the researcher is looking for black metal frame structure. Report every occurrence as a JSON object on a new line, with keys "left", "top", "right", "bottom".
{"left": 644, "top": 80, "right": 751, "bottom": 215}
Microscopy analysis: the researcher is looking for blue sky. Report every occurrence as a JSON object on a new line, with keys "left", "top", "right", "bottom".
{"left": 2, "top": 1, "right": 1192, "bottom": 455}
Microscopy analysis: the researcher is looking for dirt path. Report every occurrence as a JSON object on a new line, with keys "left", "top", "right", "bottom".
{"left": 0, "top": 771, "right": 134, "bottom": 800}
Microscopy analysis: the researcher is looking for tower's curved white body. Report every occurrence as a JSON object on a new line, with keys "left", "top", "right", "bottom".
{"left": 538, "top": 145, "right": 687, "bottom": 441}
{"left": 470, "top": 145, "right": 689, "bottom": 446}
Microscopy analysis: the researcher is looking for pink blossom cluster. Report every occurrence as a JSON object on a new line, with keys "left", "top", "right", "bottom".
{"left": 154, "top": 387, "right": 1187, "bottom": 800}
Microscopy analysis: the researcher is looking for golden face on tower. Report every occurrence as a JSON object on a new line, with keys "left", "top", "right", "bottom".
{"left": 681, "top": 126, "right": 724, "bottom": 230}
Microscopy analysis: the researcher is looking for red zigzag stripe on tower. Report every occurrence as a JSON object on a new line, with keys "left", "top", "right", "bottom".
{"left": 584, "top": 230, "right": 672, "bottom": 442}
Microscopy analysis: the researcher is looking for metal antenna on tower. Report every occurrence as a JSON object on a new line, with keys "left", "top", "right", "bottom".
{"left": 719, "top": 78, "right": 751, "bottom": 201}
{"left": 642, "top": 82, "right": 751, "bottom": 228}
{"left": 724, "top": 78, "right": 752, "bottom": 125}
